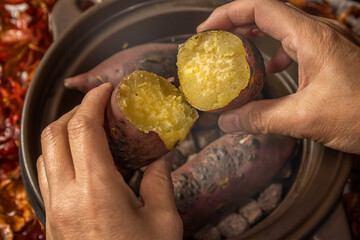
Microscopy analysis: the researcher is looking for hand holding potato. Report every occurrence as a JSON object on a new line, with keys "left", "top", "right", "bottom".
{"left": 198, "top": 0, "right": 360, "bottom": 154}
{"left": 37, "top": 83, "right": 183, "bottom": 240}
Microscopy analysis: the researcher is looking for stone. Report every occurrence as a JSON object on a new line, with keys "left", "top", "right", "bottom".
{"left": 128, "top": 170, "right": 143, "bottom": 195}
{"left": 195, "top": 128, "right": 219, "bottom": 149}
{"left": 239, "top": 200, "right": 263, "bottom": 225}
{"left": 194, "top": 224, "right": 221, "bottom": 240}
{"left": 171, "top": 150, "right": 187, "bottom": 171}
{"left": 277, "top": 162, "right": 292, "bottom": 179}
{"left": 176, "top": 133, "right": 197, "bottom": 157}
{"left": 217, "top": 213, "right": 249, "bottom": 238}
{"left": 257, "top": 183, "right": 283, "bottom": 213}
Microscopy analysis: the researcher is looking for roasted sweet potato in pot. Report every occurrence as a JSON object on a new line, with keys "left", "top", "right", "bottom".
{"left": 107, "top": 70, "right": 198, "bottom": 170}
{"left": 64, "top": 43, "right": 178, "bottom": 93}
{"left": 177, "top": 30, "right": 265, "bottom": 112}
{"left": 171, "top": 133, "right": 297, "bottom": 235}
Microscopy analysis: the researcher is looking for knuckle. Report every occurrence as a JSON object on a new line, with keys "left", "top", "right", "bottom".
{"left": 41, "top": 123, "right": 63, "bottom": 141}
{"left": 248, "top": 110, "right": 268, "bottom": 134}
{"left": 156, "top": 210, "right": 183, "bottom": 237}
{"left": 157, "top": 209, "right": 182, "bottom": 226}
{"left": 151, "top": 168, "right": 172, "bottom": 188}
{"left": 48, "top": 194, "right": 75, "bottom": 223}
{"left": 67, "top": 114, "right": 94, "bottom": 134}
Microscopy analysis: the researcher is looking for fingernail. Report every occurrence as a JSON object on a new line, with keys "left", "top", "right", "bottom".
{"left": 102, "top": 82, "right": 113, "bottom": 87}
{"left": 63, "top": 78, "right": 71, "bottom": 87}
{"left": 218, "top": 113, "right": 241, "bottom": 132}
{"left": 101, "top": 82, "right": 114, "bottom": 91}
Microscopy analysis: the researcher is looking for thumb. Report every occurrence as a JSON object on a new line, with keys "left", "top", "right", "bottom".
{"left": 140, "top": 152, "right": 177, "bottom": 212}
{"left": 218, "top": 94, "right": 312, "bottom": 138}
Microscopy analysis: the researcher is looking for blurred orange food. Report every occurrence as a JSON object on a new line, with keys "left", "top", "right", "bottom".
{"left": 0, "top": 0, "right": 56, "bottom": 239}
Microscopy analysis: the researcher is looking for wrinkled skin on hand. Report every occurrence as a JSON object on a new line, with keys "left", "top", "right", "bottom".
{"left": 198, "top": 0, "right": 360, "bottom": 154}
{"left": 37, "top": 83, "right": 183, "bottom": 240}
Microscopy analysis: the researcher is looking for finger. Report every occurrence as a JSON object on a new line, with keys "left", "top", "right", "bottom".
{"left": 197, "top": 0, "right": 317, "bottom": 62}
{"left": 37, "top": 155, "right": 49, "bottom": 208}
{"left": 229, "top": 23, "right": 257, "bottom": 36}
{"left": 313, "top": 16, "right": 360, "bottom": 46}
{"left": 67, "top": 83, "right": 116, "bottom": 179}
{"left": 266, "top": 47, "right": 293, "bottom": 73}
{"left": 197, "top": 1, "right": 256, "bottom": 33}
{"left": 218, "top": 93, "right": 315, "bottom": 139}
{"left": 140, "top": 152, "right": 177, "bottom": 212}
{"left": 245, "top": 28, "right": 267, "bottom": 40}
{"left": 40, "top": 107, "right": 77, "bottom": 190}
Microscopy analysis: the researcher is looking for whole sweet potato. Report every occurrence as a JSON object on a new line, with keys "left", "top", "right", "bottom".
{"left": 107, "top": 70, "right": 198, "bottom": 170}
{"left": 171, "top": 133, "right": 297, "bottom": 235}
{"left": 177, "top": 30, "right": 265, "bottom": 112}
{"left": 64, "top": 43, "right": 178, "bottom": 93}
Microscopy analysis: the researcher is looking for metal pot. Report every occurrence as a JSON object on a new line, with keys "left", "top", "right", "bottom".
{"left": 19, "top": 0, "right": 353, "bottom": 239}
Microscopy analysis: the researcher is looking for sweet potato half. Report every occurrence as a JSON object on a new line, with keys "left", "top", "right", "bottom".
{"left": 171, "top": 133, "right": 297, "bottom": 235}
{"left": 177, "top": 30, "right": 265, "bottom": 112}
{"left": 64, "top": 43, "right": 178, "bottom": 93}
{"left": 107, "top": 70, "right": 198, "bottom": 170}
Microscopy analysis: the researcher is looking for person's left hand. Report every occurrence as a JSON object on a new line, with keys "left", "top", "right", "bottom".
{"left": 37, "top": 83, "right": 183, "bottom": 240}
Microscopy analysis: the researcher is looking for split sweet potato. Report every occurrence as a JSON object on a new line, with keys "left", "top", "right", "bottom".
{"left": 107, "top": 70, "right": 198, "bottom": 170}
{"left": 64, "top": 43, "right": 178, "bottom": 93}
{"left": 171, "top": 133, "right": 297, "bottom": 235}
{"left": 177, "top": 30, "right": 265, "bottom": 112}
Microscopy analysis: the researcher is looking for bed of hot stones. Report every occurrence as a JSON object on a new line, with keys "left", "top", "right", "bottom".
{"left": 127, "top": 111, "right": 300, "bottom": 240}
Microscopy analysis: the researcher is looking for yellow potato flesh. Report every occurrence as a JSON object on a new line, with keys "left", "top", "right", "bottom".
{"left": 118, "top": 70, "right": 198, "bottom": 150}
{"left": 177, "top": 30, "right": 251, "bottom": 111}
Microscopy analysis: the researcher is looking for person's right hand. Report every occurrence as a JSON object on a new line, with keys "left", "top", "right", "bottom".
{"left": 37, "top": 83, "right": 183, "bottom": 240}
{"left": 198, "top": 0, "right": 360, "bottom": 154}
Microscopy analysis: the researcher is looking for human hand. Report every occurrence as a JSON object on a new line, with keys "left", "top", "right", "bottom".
{"left": 198, "top": 0, "right": 360, "bottom": 154}
{"left": 37, "top": 83, "right": 183, "bottom": 240}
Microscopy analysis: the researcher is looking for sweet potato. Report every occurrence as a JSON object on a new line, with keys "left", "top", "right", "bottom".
{"left": 177, "top": 30, "right": 265, "bottom": 112}
{"left": 64, "top": 43, "right": 178, "bottom": 93}
{"left": 171, "top": 133, "right": 297, "bottom": 235}
{"left": 107, "top": 70, "right": 198, "bottom": 170}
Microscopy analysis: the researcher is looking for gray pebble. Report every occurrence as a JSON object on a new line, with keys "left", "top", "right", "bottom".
{"left": 277, "top": 162, "right": 292, "bottom": 179}
{"left": 217, "top": 213, "right": 249, "bottom": 238}
{"left": 195, "top": 128, "right": 219, "bottom": 149}
{"left": 194, "top": 224, "right": 221, "bottom": 240}
{"left": 128, "top": 170, "right": 143, "bottom": 195}
{"left": 171, "top": 150, "right": 186, "bottom": 171}
{"left": 176, "top": 133, "right": 197, "bottom": 157}
{"left": 239, "top": 200, "right": 263, "bottom": 225}
{"left": 257, "top": 183, "right": 283, "bottom": 213}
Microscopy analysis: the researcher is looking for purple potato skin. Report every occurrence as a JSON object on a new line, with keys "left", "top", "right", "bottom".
{"left": 106, "top": 82, "right": 168, "bottom": 170}
{"left": 64, "top": 43, "right": 178, "bottom": 93}
{"left": 171, "top": 133, "right": 297, "bottom": 235}
{"left": 210, "top": 35, "right": 265, "bottom": 112}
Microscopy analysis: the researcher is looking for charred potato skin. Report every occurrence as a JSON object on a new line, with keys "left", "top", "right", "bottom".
{"left": 64, "top": 43, "right": 179, "bottom": 93}
{"left": 106, "top": 84, "right": 168, "bottom": 170}
{"left": 212, "top": 34, "right": 265, "bottom": 112}
{"left": 171, "top": 133, "right": 297, "bottom": 235}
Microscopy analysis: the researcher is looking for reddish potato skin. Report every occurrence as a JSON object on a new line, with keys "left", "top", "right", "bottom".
{"left": 171, "top": 133, "right": 297, "bottom": 235}
{"left": 106, "top": 83, "right": 168, "bottom": 170}
{"left": 64, "top": 43, "right": 178, "bottom": 93}
{"left": 209, "top": 35, "right": 265, "bottom": 112}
